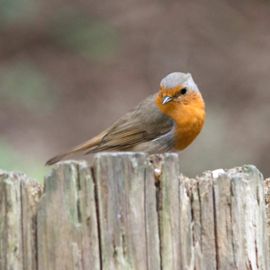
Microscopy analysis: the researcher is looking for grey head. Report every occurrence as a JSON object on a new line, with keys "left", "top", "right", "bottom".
{"left": 160, "top": 72, "right": 200, "bottom": 92}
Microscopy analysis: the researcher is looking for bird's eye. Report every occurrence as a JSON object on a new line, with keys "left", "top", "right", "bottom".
{"left": 180, "top": 88, "right": 187, "bottom": 95}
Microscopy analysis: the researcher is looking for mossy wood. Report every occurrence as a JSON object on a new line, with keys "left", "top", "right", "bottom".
{"left": 0, "top": 153, "right": 269, "bottom": 270}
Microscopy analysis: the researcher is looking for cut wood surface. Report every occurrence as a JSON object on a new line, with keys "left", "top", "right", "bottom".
{"left": 0, "top": 153, "right": 269, "bottom": 270}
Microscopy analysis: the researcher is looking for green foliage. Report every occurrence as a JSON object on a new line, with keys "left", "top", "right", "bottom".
{"left": 0, "top": 62, "right": 57, "bottom": 114}
{"left": 52, "top": 12, "right": 119, "bottom": 61}
{"left": 0, "top": 0, "right": 40, "bottom": 26}
{"left": 0, "top": 140, "right": 45, "bottom": 182}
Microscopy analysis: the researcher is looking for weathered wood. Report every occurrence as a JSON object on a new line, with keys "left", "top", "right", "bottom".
{"left": 0, "top": 154, "right": 269, "bottom": 270}
{"left": 265, "top": 178, "right": 270, "bottom": 258}
{"left": 37, "top": 161, "right": 100, "bottom": 270}
{"left": 0, "top": 170, "right": 41, "bottom": 270}
{"left": 156, "top": 154, "right": 181, "bottom": 270}
{"left": 21, "top": 175, "right": 42, "bottom": 270}
{"left": 197, "top": 173, "right": 216, "bottom": 270}
{"left": 94, "top": 153, "right": 160, "bottom": 270}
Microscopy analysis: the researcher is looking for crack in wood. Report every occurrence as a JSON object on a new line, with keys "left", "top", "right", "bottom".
{"left": 155, "top": 176, "right": 163, "bottom": 270}
{"left": 212, "top": 183, "right": 220, "bottom": 270}
{"left": 197, "top": 182, "right": 203, "bottom": 248}
{"left": 75, "top": 165, "right": 82, "bottom": 224}
{"left": 143, "top": 168, "right": 150, "bottom": 270}
{"left": 91, "top": 166, "right": 103, "bottom": 270}
{"left": 19, "top": 181, "right": 25, "bottom": 269}
{"left": 229, "top": 180, "right": 237, "bottom": 268}
{"left": 147, "top": 155, "right": 164, "bottom": 270}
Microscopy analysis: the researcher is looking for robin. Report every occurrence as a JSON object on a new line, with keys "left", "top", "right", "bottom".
{"left": 46, "top": 72, "right": 205, "bottom": 165}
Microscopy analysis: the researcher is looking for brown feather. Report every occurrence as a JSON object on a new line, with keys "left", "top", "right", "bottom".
{"left": 46, "top": 94, "right": 173, "bottom": 165}
{"left": 46, "top": 72, "right": 205, "bottom": 165}
{"left": 45, "top": 130, "right": 107, "bottom": 165}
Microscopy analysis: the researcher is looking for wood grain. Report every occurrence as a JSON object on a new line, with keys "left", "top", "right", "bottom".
{"left": 0, "top": 170, "right": 41, "bottom": 270}
{"left": 0, "top": 155, "right": 269, "bottom": 270}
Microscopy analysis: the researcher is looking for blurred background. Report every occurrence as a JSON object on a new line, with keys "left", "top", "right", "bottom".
{"left": 1, "top": 0, "right": 270, "bottom": 181}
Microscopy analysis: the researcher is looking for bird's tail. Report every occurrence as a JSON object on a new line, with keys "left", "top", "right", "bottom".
{"left": 45, "top": 152, "right": 74, "bottom": 166}
{"left": 45, "top": 131, "right": 106, "bottom": 166}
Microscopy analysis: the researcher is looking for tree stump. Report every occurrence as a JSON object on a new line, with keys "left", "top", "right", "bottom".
{"left": 0, "top": 153, "right": 269, "bottom": 270}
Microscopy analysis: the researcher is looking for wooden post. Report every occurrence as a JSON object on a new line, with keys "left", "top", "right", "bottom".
{"left": 0, "top": 170, "right": 42, "bottom": 270}
{"left": 265, "top": 178, "right": 270, "bottom": 258}
{"left": 0, "top": 153, "right": 269, "bottom": 270}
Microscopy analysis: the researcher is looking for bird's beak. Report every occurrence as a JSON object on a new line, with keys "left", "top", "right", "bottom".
{"left": 162, "top": 96, "right": 173, "bottom": 105}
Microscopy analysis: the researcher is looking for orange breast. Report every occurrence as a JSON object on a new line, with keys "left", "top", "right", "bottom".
{"left": 174, "top": 98, "right": 205, "bottom": 150}
{"left": 156, "top": 92, "right": 205, "bottom": 150}
{"left": 174, "top": 109, "right": 205, "bottom": 150}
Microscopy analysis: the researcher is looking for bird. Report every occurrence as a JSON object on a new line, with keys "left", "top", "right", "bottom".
{"left": 46, "top": 72, "right": 205, "bottom": 165}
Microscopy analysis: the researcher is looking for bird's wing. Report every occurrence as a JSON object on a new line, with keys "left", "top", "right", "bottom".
{"left": 88, "top": 94, "right": 174, "bottom": 152}
{"left": 46, "top": 94, "right": 173, "bottom": 165}
{"left": 45, "top": 129, "right": 108, "bottom": 165}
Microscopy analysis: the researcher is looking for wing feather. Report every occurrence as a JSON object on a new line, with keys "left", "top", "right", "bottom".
{"left": 46, "top": 94, "right": 174, "bottom": 165}
{"left": 88, "top": 94, "right": 173, "bottom": 152}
